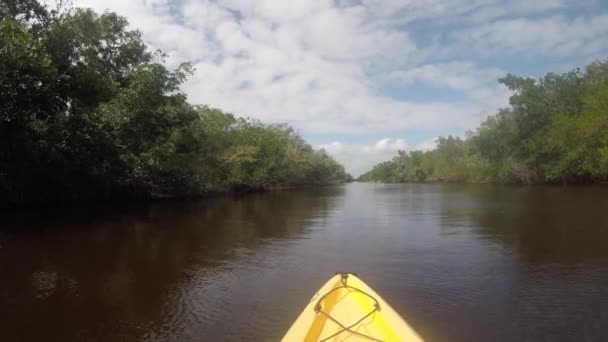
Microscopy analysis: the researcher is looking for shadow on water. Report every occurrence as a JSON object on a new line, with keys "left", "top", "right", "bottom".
{"left": 434, "top": 184, "right": 608, "bottom": 341}
{"left": 0, "top": 187, "right": 345, "bottom": 341}
{"left": 438, "top": 184, "right": 608, "bottom": 264}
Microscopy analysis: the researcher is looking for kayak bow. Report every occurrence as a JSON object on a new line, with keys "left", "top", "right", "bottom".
{"left": 282, "top": 273, "right": 423, "bottom": 341}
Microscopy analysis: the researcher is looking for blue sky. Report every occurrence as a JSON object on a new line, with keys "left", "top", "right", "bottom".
{"left": 69, "top": 0, "right": 608, "bottom": 175}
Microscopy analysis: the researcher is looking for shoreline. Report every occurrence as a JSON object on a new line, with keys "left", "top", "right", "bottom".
{"left": 358, "top": 180, "right": 608, "bottom": 186}
{"left": 0, "top": 182, "right": 348, "bottom": 211}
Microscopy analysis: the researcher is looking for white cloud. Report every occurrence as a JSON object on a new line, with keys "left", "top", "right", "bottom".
{"left": 386, "top": 62, "right": 504, "bottom": 92}
{"left": 320, "top": 137, "right": 438, "bottom": 176}
{"left": 455, "top": 14, "right": 608, "bottom": 56}
{"left": 67, "top": 0, "right": 515, "bottom": 135}
{"left": 360, "top": 0, "right": 574, "bottom": 25}
{"left": 381, "top": 61, "right": 511, "bottom": 108}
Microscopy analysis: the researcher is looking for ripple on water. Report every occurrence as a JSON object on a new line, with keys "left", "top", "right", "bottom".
{"left": 3, "top": 183, "right": 608, "bottom": 341}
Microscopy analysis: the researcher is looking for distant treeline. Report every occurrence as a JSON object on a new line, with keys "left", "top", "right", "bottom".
{"left": 0, "top": 1, "right": 350, "bottom": 206}
{"left": 360, "top": 59, "right": 608, "bottom": 185}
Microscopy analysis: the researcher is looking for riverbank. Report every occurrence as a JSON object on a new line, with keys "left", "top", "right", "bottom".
{"left": 359, "top": 59, "right": 608, "bottom": 185}
{"left": 359, "top": 179, "right": 608, "bottom": 186}
{"left": 0, "top": 181, "right": 349, "bottom": 210}
{"left": 1, "top": 2, "right": 351, "bottom": 211}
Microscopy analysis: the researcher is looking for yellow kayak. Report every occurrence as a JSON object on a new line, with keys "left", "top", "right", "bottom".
{"left": 282, "top": 273, "right": 423, "bottom": 341}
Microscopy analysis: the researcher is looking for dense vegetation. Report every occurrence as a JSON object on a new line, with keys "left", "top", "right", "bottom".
{"left": 360, "top": 60, "right": 608, "bottom": 184}
{"left": 0, "top": 1, "right": 349, "bottom": 207}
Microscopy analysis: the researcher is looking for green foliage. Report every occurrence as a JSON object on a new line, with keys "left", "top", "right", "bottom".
{"left": 214, "top": 118, "right": 348, "bottom": 190}
{"left": 0, "top": 0, "right": 348, "bottom": 206}
{"left": 360, "top": 59, "right": 608, "bottom": 185}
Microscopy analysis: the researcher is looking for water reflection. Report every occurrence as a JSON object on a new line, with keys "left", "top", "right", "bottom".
{"left": 0, "top": 188, "right": 344, "bottom": 341}
{"left": 438, "top": 184, "right": 608, "bottom": 264}
{"left": 435, "top": 184, "right": 608, "bottom": 341}
{"left": 1, "top": 184, "right": 608, "bottom": 341}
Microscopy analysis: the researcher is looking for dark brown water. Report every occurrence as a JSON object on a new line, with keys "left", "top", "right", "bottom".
{"left": 2, "top": 183, "right": 608, "bottom": 341}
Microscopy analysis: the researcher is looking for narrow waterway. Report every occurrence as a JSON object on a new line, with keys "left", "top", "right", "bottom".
{"left": 2, "top": 183, "right": 608, "bottom": 341}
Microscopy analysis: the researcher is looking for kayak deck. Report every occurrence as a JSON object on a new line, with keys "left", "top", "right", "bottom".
{"left": 282, "top": 273, "right": 423, "bottom": 341}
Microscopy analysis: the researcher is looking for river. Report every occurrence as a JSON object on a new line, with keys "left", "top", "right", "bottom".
{"left": 1, "top": 183, "right": 608, "bottom": 341}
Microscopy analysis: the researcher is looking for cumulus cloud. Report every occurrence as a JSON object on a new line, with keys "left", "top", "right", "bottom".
{"left": 454, "top": 14, "right": 608, "bottom": 56}
{"left": 381, "top": 61, "right": 511, "bottom": 108}
{"left": 64, "top": 0, "right": 500, "bottom": 134}
{"left": 360, "top": 0, "right": 577, "bottom": 25}
{"left": 320, "top": 138, "right": 438, "bottom": 176}
{"left": 387, "top": 62, "right": 503, "bottom": 90}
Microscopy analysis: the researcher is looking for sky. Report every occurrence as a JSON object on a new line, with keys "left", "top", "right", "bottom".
{"left": 65, "top": 0, "right": 608, "bottom": 176}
